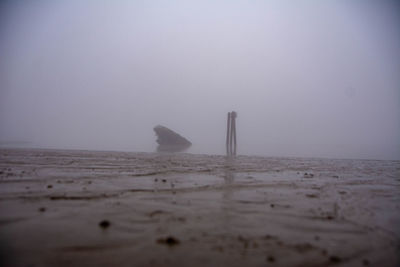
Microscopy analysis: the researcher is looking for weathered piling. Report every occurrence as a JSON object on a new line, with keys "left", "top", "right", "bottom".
{"left": 226, "top": 111, "right": 237, "bottom": 156}
{"left": 232, "top": 111, "right": 237, "bottom": 156}
{"left": 226, "top": 112, "right": 231, "bottom": 156}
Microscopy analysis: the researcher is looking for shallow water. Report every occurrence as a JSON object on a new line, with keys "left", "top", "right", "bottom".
{"left": 0, "top": 148, "right": 399, "bottom": 266}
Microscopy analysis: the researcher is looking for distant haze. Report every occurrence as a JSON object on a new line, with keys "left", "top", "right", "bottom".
{"left": 1, "top": 1, "right": 399, "bottom": 160}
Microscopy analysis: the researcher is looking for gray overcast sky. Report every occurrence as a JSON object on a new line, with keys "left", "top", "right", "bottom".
{"left": 0, "top": 0, "right": 399, "bottom": 160}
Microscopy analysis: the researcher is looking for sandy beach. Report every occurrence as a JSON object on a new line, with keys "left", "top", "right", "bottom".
{"left": 0, "top": 148, "right": 399, "bottom": 266}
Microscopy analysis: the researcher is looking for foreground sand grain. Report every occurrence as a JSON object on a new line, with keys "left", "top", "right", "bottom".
{"left": 0, "top": 148, "right": 399, "bottom": 266}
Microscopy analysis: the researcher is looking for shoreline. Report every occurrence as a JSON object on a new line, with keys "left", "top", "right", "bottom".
{"left": 1, "top": 146, "right": 398, "bottom": 162}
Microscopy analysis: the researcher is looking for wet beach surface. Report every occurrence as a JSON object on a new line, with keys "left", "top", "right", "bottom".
{"left": 0, "top": 148, "right": 399, "bottom": 266}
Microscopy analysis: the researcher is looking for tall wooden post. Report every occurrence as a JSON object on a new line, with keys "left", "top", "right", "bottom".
{"left": 226, "top": 111, "right": 237, "bottom": 157}
{"left": 229, "top": 116, "right": 234, "bottom": 156}
{"left": 226, "top": 112, "right": 231, "bottom": 156}
{"left": 231, "top": 111, "right": 237, "bottom": 156}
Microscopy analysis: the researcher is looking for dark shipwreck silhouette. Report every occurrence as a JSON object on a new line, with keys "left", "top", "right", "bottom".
{"left": 153, "top": 125, "right": 192, "bottom": 152}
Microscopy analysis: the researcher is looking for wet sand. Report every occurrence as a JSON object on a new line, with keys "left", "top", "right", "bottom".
{"left": 0, "top": 148, "right": 399, "bottom": 267}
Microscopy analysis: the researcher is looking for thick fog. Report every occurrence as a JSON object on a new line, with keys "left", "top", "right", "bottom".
{"left": 0, "top": 1, "right": 399, "bottom": 160}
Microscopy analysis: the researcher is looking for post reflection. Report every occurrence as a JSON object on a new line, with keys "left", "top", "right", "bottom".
{"left": 221, "top": 157, "right": 235, "bottom": 231}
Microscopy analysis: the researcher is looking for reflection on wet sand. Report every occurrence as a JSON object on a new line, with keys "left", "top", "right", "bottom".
{"left": 156, "top": 144, "right": 191, "bottom": 153}
{"left": 222, "top": 157, "right": 235, "bottom": 232}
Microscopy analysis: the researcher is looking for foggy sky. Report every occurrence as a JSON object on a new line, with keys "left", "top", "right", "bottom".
{"left": 1, "top": 1, "right": 399, "bottom": 160}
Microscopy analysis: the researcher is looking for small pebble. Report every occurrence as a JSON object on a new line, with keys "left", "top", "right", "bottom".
{"left": 362, "top": 259, "right": 370, "bottom": 266}
{"left": 304, "top": 173, "right": 314, "bottom": 178}
{"left": 99, "top": 220, "right": 111, "bottom": 229}
{"left": 157, "top": 236, "right": 180, "bottom": 246}
{"left": 329, "top": 256, "right": 341, "bottom": 263}
{"left": 267, "top": 256, "right": 275, "bottom": 262}
{"left": 47, "top": 185, "right": 53, "bottom": 189}
{"left": 38, "top": 207, "right": 46, "bottom": 212}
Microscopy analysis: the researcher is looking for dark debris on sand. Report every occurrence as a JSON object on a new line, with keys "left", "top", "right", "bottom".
{"left": 99, "top": 220, "right": 111, "bottom": 229}
{"left": 303, "top": 172, "right": 314, "bottom": 178}
{"left": 266, "top": 255, "right": 275, "bottom": 262}
{"left": 38, "top": 207, "right": 46, "bottom": 212}
{"left": 329, "top": 255, "right": 342, "bottom": 263}
{"left": 156, "top": 236, "right": 180, "bottom": 246}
